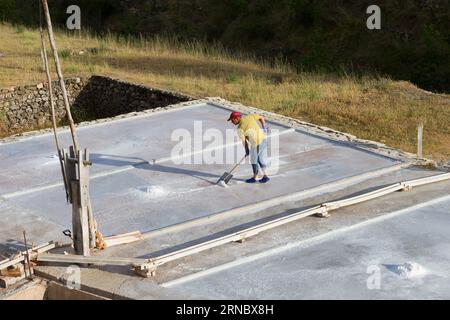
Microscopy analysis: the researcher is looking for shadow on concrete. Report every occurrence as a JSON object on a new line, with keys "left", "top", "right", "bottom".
{"left": 137, "top": 203, "right": 318, "bottom": 260}
{"left": 90, "top": 153, "right": 145, "bottom": 167}
{"left": 0, "top": 240, "right": 27, "bottom": 257}
{"left": 91, "top": 153, "right": 219, "bottom": 185}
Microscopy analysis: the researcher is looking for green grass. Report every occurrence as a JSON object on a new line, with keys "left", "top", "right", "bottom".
{"left": 59, "top": 49, "right": 72, "bottom": 59}
{"left": 226, "top": 72, "right": 240, "bottom": 83}
{"left": 15, "top": 25, "right": 25, "bottom": 34}
{"left": 0, "top": 23, "right": 449, "bottom": 162}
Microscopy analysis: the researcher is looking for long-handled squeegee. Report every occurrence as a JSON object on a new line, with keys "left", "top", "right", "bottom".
{"left": 217, "top": 155, "right": 248, "bottom": 187}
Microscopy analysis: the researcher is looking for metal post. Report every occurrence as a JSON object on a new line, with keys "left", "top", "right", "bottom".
{"left": 417, "top": 122, "right": 423, "bottom": 159}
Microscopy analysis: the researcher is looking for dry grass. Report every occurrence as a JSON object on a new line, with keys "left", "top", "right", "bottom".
{"left": 0, "top": 23, "right": 449, "bottom": 162}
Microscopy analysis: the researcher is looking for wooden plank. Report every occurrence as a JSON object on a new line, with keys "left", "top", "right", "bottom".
{"left": 71, "top": 180, "right": 80, "bottom": 253}
{"left": 79, "top": 149, "right": 97, "bottom": 249}
{"left": 405, "top": 172, "right": 450, "bottom": 188}
{"left": 37, "top": 253, "right": 147, "bottom": 267}
{"left": 78, "top": 150, "right": 90, "bottom": 210}
{"left": 0, "top": 242, "right": 56, "bottom": 270}
{"left": 35, "top": 242, "right": 58, "bottom": 254}
{"left": 152, "top": 206, "right": 325, "bottom": 267}
{"left": 41, "top": 0, "right": 79, "bottom": 153}
{"left": 38, "top": 17, "right": 69, "bottom": 202}
{"left": 71, "top": 181, "right": 90, "bottom": 256}
{"left": 78, "top": 149, "right": 93, "bottom": 251}
{"left": 67, "top": 147, "right": 95, "bottom": 253}
{"left": 65, "top": 148, "right": 76, "bottom": 204}
{"left": 322, "top": 183, "right": 404, "bottom": 210}
{"left": 134, "top": 264, "right": 157, "bottom": 278}
{"left": 0, "top": 263, "right": 24, "bottom": 277}
{"left": 0, "top": 274, "right": 27, "bottom": 289}
{"left": 103, "top": 231, "right": 143, "bottom": 248}
{"left": 87, "top": 202, "right": 97, "bottom": 249}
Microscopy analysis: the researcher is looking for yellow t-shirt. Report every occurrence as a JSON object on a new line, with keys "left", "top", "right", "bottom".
{"left": 237, "top": 114, "right": 266, "bottom": 147}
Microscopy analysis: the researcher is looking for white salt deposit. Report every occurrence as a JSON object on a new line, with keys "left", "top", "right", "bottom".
{"left": 135, "top": 185, "right": 169, "bottom": 199}
{"left": 41, "top": 154, "right": 60, "bottom": 166}
{"left": 217, "top": 180, "right": 229, "bottom": 188}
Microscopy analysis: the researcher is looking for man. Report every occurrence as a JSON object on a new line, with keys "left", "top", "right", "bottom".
{"left": 228, "top": 111, "right": 270, "bottom": 183}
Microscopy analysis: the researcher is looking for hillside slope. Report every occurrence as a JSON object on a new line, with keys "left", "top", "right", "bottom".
{"left": 0, "top": 23, "right": 449, "bottom": 162}
{"left": 1, "top": 0, "right": 449, "bottom": 92}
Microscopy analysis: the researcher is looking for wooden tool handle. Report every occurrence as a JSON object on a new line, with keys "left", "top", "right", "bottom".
{"left": 229, "top": 155, "right": 247, "bottom": 175}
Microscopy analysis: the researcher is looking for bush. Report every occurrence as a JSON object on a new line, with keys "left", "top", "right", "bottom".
{"left": 60, "top": 49, "right": 72, "bottom": 59}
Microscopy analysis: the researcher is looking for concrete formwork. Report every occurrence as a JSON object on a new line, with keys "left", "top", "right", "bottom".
{"left": 1, "top": 100, "right": 449, "bottom": 299}
{"left": 1, "top": 103, "right": 399, "bottom": 236}
{"left": 166, "top": 195, "right": 450, "bottom": 299}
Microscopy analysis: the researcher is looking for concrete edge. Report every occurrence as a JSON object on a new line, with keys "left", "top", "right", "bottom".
{"left": 33, "top": 265, "right": 205, "bottom": 300}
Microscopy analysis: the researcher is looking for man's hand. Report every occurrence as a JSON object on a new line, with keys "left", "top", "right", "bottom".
{"left": 258, "top": 116, "right": 266, "bottom": 129}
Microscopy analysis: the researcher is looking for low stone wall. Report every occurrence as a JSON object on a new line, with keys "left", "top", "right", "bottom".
{"left": 0, "top": 75, "right": 192, "bottom": 135}
{"left": 71, "top": 76, "right": 193, "bottom": 121}
{"left": 0, "top": 78, "right": 84, "bottom": 132}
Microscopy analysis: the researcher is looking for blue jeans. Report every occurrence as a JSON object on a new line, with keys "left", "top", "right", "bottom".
{"left": 250, "top": 139, "right": 267, "bottom": 176}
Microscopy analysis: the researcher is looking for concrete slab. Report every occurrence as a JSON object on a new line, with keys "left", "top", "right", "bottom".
{"left": 0, "top": 103, "right": 289, "bottom": 196}
{"left": 101, "top": 167, "right": 447, "bottom": 284}
{"left": 1, "top": 102, "right": 398, "bottom": 235}
{"left": 1, "top": 100, "right": 447, "bottom": 300}
{"left": 28, "top": 173, "right": 450, "bottom": 300}
{"left": 165, "top": 194, "right": 450, "bottom": 299}
{"left": 33, "top": 264, "right": 204, "bottom": 300}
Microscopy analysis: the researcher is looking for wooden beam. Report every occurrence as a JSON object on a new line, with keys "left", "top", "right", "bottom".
{"left": 404, "top": 172, "right": 450, "bottom": 188}
{"left": 65, "top": 147, "right": 76, "bottom": 204}
{"left": 0, "top": 242, "right": 57, "bottom": 270}
{"left": 0, "top": 263, "right": 24, "bottom": 277}
{"left": 151, "top": 206, "right": 325, "bottom": 268}
{"left": 36, "top": 253, "right": 147, "bottom": 267}
{"left": 38, "top": 4, "right": 69, "bottom": 202}
{"left": 36, "top": 253, "right": 156, "bottom": 278}
{"left": 71, "top": 180, "right": 90, "bottom": 256}
{"left": 322, "top": 183, "right": 404, "bottom": 210}
{"left": 87, "top": 202, "right": 97, "bottom": 249}
{"left": 78, "top": 149, "right": 95, "bottom": 250}
{"left": 0, "top": 274, "right": 27, "bottom": 289}
{"left": 41, "top": 0, "right": 79, "bottom": 153}
{"left": 103, "top": 231, "right": 143, "bottom": 248}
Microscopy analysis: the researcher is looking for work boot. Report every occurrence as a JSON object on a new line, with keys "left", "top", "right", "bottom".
{"left": 245, "top": 177, "right": 257, "bottom": 183}
{"left": 259, "top": 175, "right": 270, "bottom": 183}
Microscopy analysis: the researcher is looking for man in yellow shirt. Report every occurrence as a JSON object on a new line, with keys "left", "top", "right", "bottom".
{"left": 228, "top": 111, "right": 270, "bottom": 183}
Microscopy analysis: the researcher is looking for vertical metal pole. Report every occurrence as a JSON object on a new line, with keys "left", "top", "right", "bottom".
{"left": 417, "top": 122, "right": 423, "bottom": 159}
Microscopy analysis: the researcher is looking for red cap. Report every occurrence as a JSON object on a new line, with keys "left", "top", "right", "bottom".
{"left": 227, "top": 111, "right": 241, "bottom": 121}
